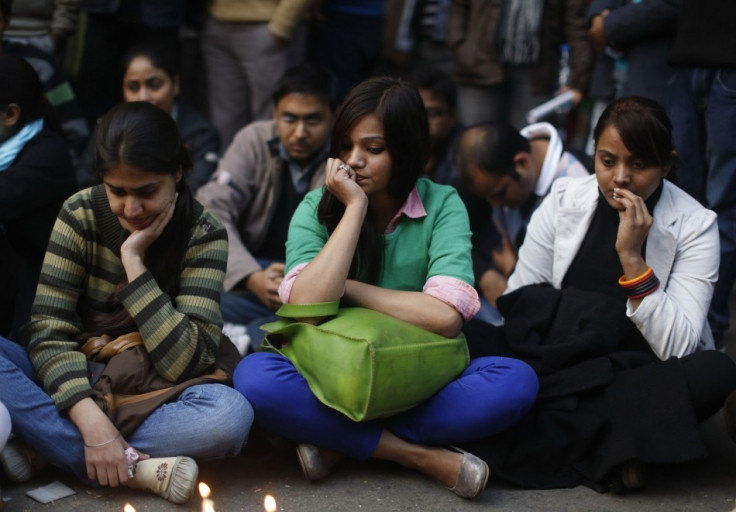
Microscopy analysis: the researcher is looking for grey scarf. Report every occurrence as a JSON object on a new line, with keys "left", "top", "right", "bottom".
{"left": 499, "top": 0, "right": 544, "bottom": 64}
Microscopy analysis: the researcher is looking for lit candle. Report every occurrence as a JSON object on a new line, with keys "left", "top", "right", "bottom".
{"left": 264, "top": 494, "right": 277, "bottom": 512}
{"left": 123, "top": 504, "right": 136, "bottom": 512}
{"left": 199, "top": 482, "right": 215, "bottom": 512}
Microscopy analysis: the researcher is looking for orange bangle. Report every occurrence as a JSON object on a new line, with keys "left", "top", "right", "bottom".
{"left": 618, "top": 267, "right": 654, "bottom": 288}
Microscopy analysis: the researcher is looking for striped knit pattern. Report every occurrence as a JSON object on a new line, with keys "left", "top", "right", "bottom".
{"left": 26, "top": 186, "right": 228, "bottom": 411}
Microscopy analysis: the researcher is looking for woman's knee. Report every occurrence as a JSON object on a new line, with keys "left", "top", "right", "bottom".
{"left": 471, "top": 356, "right": 539, "bottom": 413}
{"left": 233, "top": 352, "right": 296, "bottom": 409}
{"left": 184, "top": 384, "right": 254, "bottom": 455}
{"left": 0, "top": 337, "right": 34, "bottom": 377}
{"left": 682, "top": 350, "right": 736, "bottom": 420}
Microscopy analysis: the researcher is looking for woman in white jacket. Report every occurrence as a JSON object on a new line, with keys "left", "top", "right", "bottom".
{"left": 463, "top": 96, "right": 736, "bottom": 492}
{"left": 508, "top": 100, "right": 718, "bottom": 359}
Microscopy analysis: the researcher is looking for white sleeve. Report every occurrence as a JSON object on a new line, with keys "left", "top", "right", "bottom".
{"left": 628, "top": 211, "right": 719, "bottom": 359}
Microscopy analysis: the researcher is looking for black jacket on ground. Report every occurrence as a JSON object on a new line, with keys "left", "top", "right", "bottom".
{"left": 461, "top": 285, "right": 727, "bottom": 491}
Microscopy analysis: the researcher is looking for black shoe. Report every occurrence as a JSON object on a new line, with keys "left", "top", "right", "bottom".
{"left": 620, "top": 460, "right": 645, "bottom": 490}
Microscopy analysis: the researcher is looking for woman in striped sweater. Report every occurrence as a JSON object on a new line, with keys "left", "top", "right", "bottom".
{"left": 0, "top": 102, "right": 253, "bottom": 504}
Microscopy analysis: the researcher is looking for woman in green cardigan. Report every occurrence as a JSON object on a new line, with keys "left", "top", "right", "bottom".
{"left": 235, "top": 77, "right": 539, "bottom": 500}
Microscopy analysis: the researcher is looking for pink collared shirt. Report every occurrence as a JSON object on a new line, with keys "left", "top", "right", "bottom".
{"left": 279, "top": 187, "right": 480, "bottom": 321}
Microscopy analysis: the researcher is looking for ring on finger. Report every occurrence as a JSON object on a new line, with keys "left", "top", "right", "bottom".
{"left": 338, "top": 163, "right": 349, "bottom": 172}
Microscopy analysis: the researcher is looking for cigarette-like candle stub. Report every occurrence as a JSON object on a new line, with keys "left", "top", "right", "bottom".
{"left": 264, "top": 494, "right": 277, "bottom": 512}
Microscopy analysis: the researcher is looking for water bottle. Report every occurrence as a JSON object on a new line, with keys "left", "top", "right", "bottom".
{"left": 558, "top": 43, "right": 570, "bottom": 89}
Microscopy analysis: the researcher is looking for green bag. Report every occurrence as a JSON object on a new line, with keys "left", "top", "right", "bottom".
{"left": 260, "top": 302, "right": 470, "bottom": 422}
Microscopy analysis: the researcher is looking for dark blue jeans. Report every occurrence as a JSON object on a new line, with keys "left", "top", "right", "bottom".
{"left": 668, "top": 68, "right": 736, "bottom": 340}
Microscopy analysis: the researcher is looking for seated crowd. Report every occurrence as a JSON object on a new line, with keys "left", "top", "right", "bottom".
{"left": 1, "top": 0, "right": 736, "bottom": 506}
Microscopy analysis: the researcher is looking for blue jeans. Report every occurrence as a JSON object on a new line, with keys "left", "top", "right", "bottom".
{"left": 667, "top": 68, "right": 736, "bottom": 339}
{"left": 0, "top": 337, "right": 254, "bottom": 486}
{"left": 309, "top": 11, "right": 383, "bottom": 101}
{"left": 235, "top": 352, "right": 538, "bottom": 460}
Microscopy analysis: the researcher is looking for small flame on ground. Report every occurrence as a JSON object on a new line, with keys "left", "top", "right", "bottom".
{"left": 264, "top": 494, "right": 277, "bottom": 512}
{"left": 199, "top": 482, "right": 211, "bottom": 498}
{"left": 123, "top": 504, "right": 136, "bottom": 512}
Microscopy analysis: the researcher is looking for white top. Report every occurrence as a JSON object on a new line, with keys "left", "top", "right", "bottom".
{"left": 507, "top": 175, "right": 719, "bottom": 360}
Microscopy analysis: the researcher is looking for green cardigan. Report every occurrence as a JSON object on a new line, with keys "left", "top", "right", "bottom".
{"left": 285, "top": 178, "right": 475, "bottom": 290}
{"left": 26, "top": 186, "right": 228, "bottom": 411}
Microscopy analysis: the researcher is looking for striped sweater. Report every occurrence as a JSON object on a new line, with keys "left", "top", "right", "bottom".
{"left": 26, "top": 185, "right": 228, "bottom": 411}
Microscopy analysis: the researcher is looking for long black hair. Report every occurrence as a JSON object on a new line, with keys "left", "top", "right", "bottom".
{"left": 317, "top": 77, "right": 430, "bottom": 284}
{"left": 82, "top": 101, "right": 194, "bottom": 338}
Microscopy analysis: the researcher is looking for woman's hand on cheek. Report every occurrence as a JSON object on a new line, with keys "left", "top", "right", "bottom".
{"left": 120, "top": 195, "right": 176, "bottom": 281}
{"left": 325, "top": 158, "right": 366, "bottom": 207}
{"left": 613, "top": 187, "right": 653, "bottom": 261}
{"left": 120, "top": 196, "right": 176, "bottom": 265}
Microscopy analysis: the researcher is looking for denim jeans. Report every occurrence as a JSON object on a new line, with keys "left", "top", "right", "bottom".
{"left": 309, "top": 11, "right": 383, "bottom": 101}
{"left": 235, "top": 352, "right": 538, "bottom": 460}
{"left": 667, "top": 68, "right": 736, "bottom": 339}
{"left": 0, "top": 337, "right": 253, "bottom": 486}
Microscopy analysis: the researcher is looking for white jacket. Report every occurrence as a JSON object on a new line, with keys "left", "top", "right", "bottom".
{"left": 507, "top": 175, "right": 719, "bottom": 360}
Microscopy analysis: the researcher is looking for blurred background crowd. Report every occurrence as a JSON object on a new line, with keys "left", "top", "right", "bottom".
{"left": 1, "top": 0, "right": 734, "bottom": 350}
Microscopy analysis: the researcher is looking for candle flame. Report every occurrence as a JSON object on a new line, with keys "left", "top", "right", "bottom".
{"left": 264, "top": 494, "right": 277, "bottom": 512}
{"left": 199, "top": 482, "right": 211, "bottom": 498}
{"left": 123, "top": 504, "right": 136, "bottom": 512}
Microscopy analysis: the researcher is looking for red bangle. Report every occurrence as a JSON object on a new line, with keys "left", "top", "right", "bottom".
{"left": 627, "top": 280, "right": 660, "bottom": 300}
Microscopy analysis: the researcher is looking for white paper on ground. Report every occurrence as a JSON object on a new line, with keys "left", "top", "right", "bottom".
{"left": 25, "top": 481, "right": 76, "bottom": 504}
